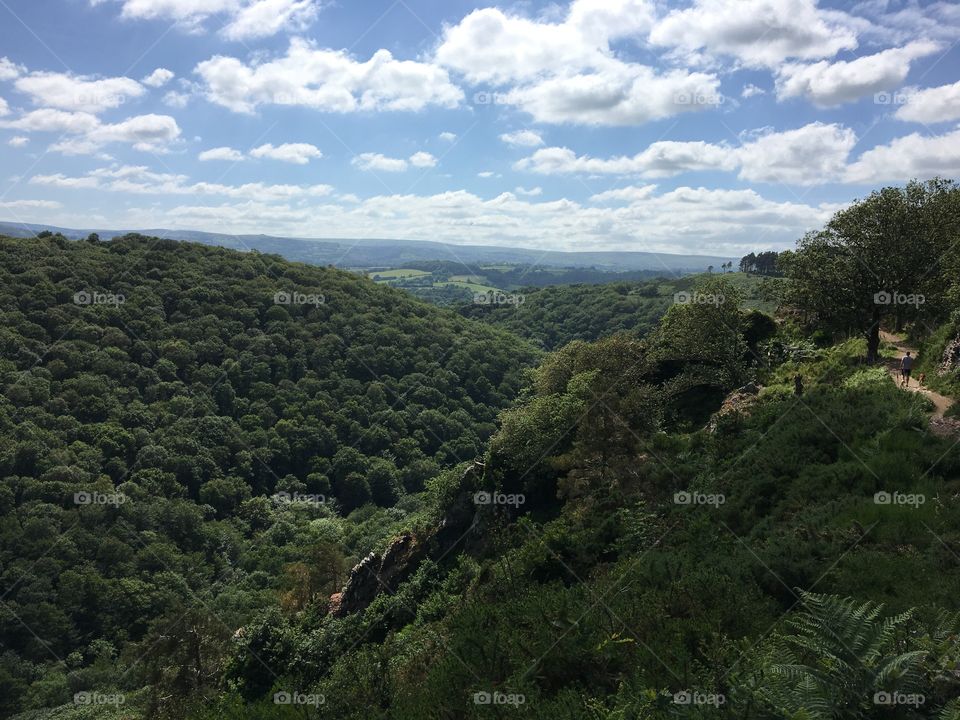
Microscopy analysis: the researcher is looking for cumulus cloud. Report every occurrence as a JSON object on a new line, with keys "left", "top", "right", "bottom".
{"left": 86, "top": 184, "right": 837, "bottom": 255}
{"left": 0, "top": 199, "right": 62, "bottom": 209}
{"left": 438, "top": 131, "right": 457, "bottom": 142}
{"left": 30, "top": 164, "right": 333, "bottom": 199}
{"left": 436, "top": 1, "right": 722, "bottom": 126}
{"left": 0, "top": 57, "right": 24, "bottom": 81}
{"left": 8, "top": 135, "right": 28, "bottom": 147}
{"left": 352, "top": 153, "right": 409, "bottom": 172}
{"left": 845, "top": 127, "right": 960, "bottom": 183}
{"left": 500, "top": 130, "right": 544, "bottom": 147}
{"left": 0, "top": 109, "right": 180, "bottom": 154}
{"left": 352, "top": 151, "right": 438, "bottom": 172}
{"left": 514, "top": 186, "right": 542, "bottom": 196}
{"left": 163, "top": 90, "right": 190, "bottom": 108}
{"left": 736, "top": 122, "right": 856, "bottom": 184}
{"left": 516, "top": 140, "right": 736, "bottom": 177}
{"left": 776, "top": 41, "right": 942, "bottom": 107}
{"left": 100, "top": 0, "right": 321, "bottom": 38}
{"left": 741, "top": 84, "right": 765, "bottom": 98}
{"left": 894, "top": 80, "right": 960, "bottom": 123}
{"left": 195, "top": 38, "right": 463, "bottom": 114}
{"left": 500, "top": 65, "right": 723, "bottom": 125}
{"left": 409, "top": 151, "right": 437, "bottom": 168}
{"left": 0, "top": 108, "right": 101, "bottom": 134}
{"left": 648, "top": 0, "right": 859, "bottom": 69}
{"left": 435, "top": 1, "right": 655, "bottom": 85}
{"left": 142, "top": 68, "right": 175, "bottom": 87}
{"left": 516, "top": 122, "right": 856, "bottom": 185}
{"left": 0, "top": 96, "right": 8, "bottom": 116}
{"left": 589, "top": 184, "right": 658, "bottom": 202}
{"left": 198, "top": 146, "right": 244, "bottom": 161}
{"left": 14, "top": 71, "right": 144, "bottom": 113}
{"left": 250, "top": 142, "right": 322, "bottom": 164}
{"left": 222, "top": 0, "right": 318, "bottom": 40}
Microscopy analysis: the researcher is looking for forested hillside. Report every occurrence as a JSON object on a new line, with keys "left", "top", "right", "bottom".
{"left": 2, "top": 179, "right": 960, "bottom": 720}
{"left": 458, "top": 273, "right": 781, "bottom": 350}
{"left": 0, "top": 234, "right": 540, "bottom": 718}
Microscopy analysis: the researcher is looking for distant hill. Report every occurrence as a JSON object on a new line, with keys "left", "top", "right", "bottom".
{"left": 0, "top": 220, "right": 735, "bottom": 272}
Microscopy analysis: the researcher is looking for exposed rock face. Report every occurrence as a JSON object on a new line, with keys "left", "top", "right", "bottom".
{"left": 708, "top": 383, "right": 762, "bottom": 430}
{"left": 328, "top": 460, "right": 483, "bottom": 618}
{"left": 939, "top": 335, "right": 960, "bottom": 375}
{"left": 328, "top": 534, "right": 427, "bottom": 618}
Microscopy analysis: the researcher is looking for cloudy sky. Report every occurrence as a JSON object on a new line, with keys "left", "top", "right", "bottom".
{"left": 1, "top": 0, "right": 959, "bottom": 255}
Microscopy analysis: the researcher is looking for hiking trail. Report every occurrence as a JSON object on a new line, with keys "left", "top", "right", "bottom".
{"left": 880, "top": 331, "right": 957, "bottom": 435}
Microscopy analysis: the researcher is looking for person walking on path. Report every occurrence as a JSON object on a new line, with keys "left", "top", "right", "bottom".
{"left": 900, "top": 351, "right": 914, "bottom": 388}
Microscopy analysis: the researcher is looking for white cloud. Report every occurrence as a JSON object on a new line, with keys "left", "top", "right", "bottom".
{"left": 438, "top": 131, "right": 457, "bottom": 142}
{"left": 28, "top": 172, "right": 101, "bottom": 189}
{"left": 409, "top": 151, "right": 437, "bottom": 168}
{"left": 352, "top": 153, "right": 408, "bottom": 172}
{"left": 198, "top": 146, "right": 244, "bottom": 161}
{"left": 436, "top": 1, "right": 722, "bottom": 126}
{"left": 1, "top": 109, "right": 180, "bottom": 154}
{"left": 102, "top": 0, "right": 320, "bottom": 38}
{"left": 776, "top": 41, "right": 942, "bottom": 107}
{"left": 222, "top": 0, "right": 318, "bottom": 40}
{"left": 14, "top": 71, "right": 145, "bottom": 113}
{"left": 849, "top": 1, "right": 960, "bottom": 45}
{"left": 845, "top": 127, "right": 960, "bottom": 183}
{"left": 649, "top": 0, "right": 859, "bottom": 69}
{"left": 112, "top": 0, "right": 239, "bottom": 23}
{"left": 516, "top": 141, "right": 737, "bottom": 177}
{"left": 515, "top": 185, "right": 542, "bottom": 196}
{"left": 0, "top": 97, "right": 8, "bottom": 116}
{"left": 500, "top": 130, "right": 544, "bottom": 147}
{"left": 0, "top": 57, "right": 24, "bottom": 81}
{"left": 894, "top": 80, "right": 960, "bottom": 123}
{"left": 163, "top": 90, "right": 190, "bottom": 108}
{"left": 86, "top": 184, "right": 836, "bottom": 255}
{"left": 142, "top": 67, "right": 175, "bottom": 87}
{"left": 516, "top": 122, "right": 856, "bottom": 185}
{"left": 500, "top": 66, "right": 723, "bottom": 125}
{"left": 736, "top": 122, "right": 856, "bottom": 184}
{"left": 0, "top": 199, "right": 61, "bottom": 209}
{"left": 30, "top": 164, "right": 334, "bottom": 199}
{"left": 477, "top": 171, "right": 496, "bottom": 178}
{"left": 195, "top": 38, "right": 463, "bottom": 114}
{"left": 0, "top": 108, "right": 101, "bottom": 134}
{"left": 741, "top": 84, "right": 765, "bottom": 98}
{"left": 8, "top": 136, "right": 28, "bottom": 147}
{"left": 250, "top": 142, "right": 322, "bottom": 164}
{"left": 589, "top": 184, "right": 658, "bottom": 202}
{"left": 435, "top": 1, "right": 655, "bottom": 85}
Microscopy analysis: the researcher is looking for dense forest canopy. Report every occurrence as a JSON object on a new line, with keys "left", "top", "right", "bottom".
{"left": 0, "top": 233, "right": 540, "bottom": 717}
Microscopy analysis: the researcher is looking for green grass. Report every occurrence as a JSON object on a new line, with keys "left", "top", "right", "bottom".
{"left": 437, "top": 280, "right": 500, "bottom": 293}
{"left": 369, "top": 268, "right": 431, "bottom": 280}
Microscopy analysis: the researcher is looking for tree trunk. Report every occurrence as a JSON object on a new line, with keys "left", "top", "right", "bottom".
{"left": 867, "top": 307, "right": 881, "bottom": 363}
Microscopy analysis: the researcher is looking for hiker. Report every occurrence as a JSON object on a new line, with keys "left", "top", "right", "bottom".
{"left": 918, "top": 371, "right": 926, "bottom": 388}
{"left": 900, "top": 351, "right": 913, "bottom": 387}
{"left": 794, "top": 373, "right": 804, "bottom": 397}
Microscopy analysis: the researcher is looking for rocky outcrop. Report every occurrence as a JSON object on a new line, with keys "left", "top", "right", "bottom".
{"left": 708, "top": 383, "right": 762, "bottom": 430}
{"left": 328, "top": 533, "right": 427, "bottom": 618}
{"left": 328, "top": 460, "right": 483, "bottom": 618}
{"left": 938, "top": 334, "right": 960, "bottom": 375}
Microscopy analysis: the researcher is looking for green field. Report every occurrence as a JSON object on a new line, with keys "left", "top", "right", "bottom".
{"left": 368, "top": 268, "right": 431, "bottom": 280}
{"left": 437, "top": 281, "right": 500, "bottom": 293}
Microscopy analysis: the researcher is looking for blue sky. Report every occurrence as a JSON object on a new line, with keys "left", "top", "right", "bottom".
{"left": 1, "top": 0, "right": 959, "bottom": 255}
